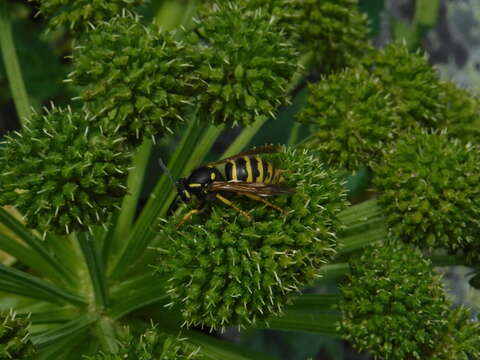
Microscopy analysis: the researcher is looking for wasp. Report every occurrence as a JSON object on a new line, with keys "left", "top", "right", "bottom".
{"left": 160, "top": 145, "right": 294, "bottom": 228}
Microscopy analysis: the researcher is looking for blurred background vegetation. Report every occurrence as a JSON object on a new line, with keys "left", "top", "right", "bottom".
{"left": 1, "top": 0, "right": 479, "bottom": 359}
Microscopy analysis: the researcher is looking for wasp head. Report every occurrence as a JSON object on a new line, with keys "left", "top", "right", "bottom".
{"left": 176, "top": 178, "right": 193, "bottom": 202}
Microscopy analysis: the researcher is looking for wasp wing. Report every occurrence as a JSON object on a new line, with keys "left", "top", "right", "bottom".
{"left": 207, "top": 145, "right": 283, "bottom": 166}
{"left": 208, "top": 181, "right": 294, "bottom": 197}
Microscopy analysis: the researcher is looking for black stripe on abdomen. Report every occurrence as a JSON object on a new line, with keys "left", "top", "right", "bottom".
{"left": 234, "top": 158, "right": 248, "bottom": 181}
{"left": 249, "top": 156, "right": 260, "bottom": 182}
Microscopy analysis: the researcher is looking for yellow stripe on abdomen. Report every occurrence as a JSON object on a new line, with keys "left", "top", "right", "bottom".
{"left": 244, "top": 156, "right": 253, "bottom": 182}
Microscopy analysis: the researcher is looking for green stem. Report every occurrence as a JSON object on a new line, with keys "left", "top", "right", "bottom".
{"left": 105, "top": 140, "right": 152, "bottom": 267}
{"left": 263, "top": 312, "right": 341, "bottom": 337}
{"left": 337, "top": 226, "right": 387, "bottom": 255}
{"left": 96, "top": 317, "right": 118, "bottom": 353}
{"left": 338, "top": 198, "right": 383, "bottom": 228}
{"left": 0, "top": 208, "right": 77, "bottom": 285}
{"left": 288, "top": 294, "right": 341, "bottom": 311}
{"left": 287, "top": 122, "right": 301, "bottom": 146}
{"left": 108, "top": 119, "right": 207, "bottom": 280}
{"left": 317, "top": 263, "right": 350, "bottom": 283}
{"left": 77, "top": 233, "right": 108, "bottom": 308}
{"left": 0, "top": 2, "right": 30, "bottom": 123}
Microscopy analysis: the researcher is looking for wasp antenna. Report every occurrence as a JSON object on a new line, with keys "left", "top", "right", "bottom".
{"left": 158, "top": 157, "right": 178, "bottom": 188}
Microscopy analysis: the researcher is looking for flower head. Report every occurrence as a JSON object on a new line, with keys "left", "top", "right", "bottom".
{"left": 373, "top": 130, "right": 480, "bottom": 254}
{"left": 31, "top": 0, "right": 146, "bottom": 32}
{"left": 87, "top": 325, "right": 205, "bottom": 360}
{"left": 0, "top": 106, "right": 130, "bottom": 235}
{"left": 339, "top": 242, "right": 450, "bottom": 359}
{"left": 243, "top": 0, "right": 372, "bottom": 70}
{"left": 297, "top": 67, "right": 400, "bottom": 170}
{"left": 70, "top": 13, "right": 195, "bottom": 145}
{"left": 188, "top": 2, "right": 299, "bottom": 126}
{"left": 159, "top": 147, "right": 347, "bottom": 329}
{"left": 0, "top": 310, "right": 36, "bottom": 359}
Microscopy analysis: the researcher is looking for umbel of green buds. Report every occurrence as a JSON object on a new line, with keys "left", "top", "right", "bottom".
{"left": 245, "top": 0, "right": 371, "bottom": 70}
{"left": 0, "top": 106, "right": 130, "bottom": 235}
{"left": 297, "top": 67, "right": 400, "bottom": 170}
{"left": 0, "top": 310, "right": 36, "bottom": 359}
{"left": 159, "top": 147, "right": 348, "bottom": 329}
{"left": 189, "top": 2, "right": 298, "bottom": 126}
{"left": 70, "top": 13, "right": 195, "bottom": 146}
{"left": 30, "top": 0, "right": 146, "bottom": 32}
{"left": 373, "top": 130, "right": 480, "bottom": 254}
{"left": 360, "top": 42, "right": 445, "bottom": 129}
{"left": 339, "top": 241, "right": 480, "bottom": 360}
{"left": 87, "top": 326, "right": 205, "bottom": 360}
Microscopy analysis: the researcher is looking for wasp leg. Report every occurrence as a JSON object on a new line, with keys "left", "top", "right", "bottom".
{"left": 215, "top": 193, "right": 252, "bottom": 221}
{"left": 176, "top": 201, "right": 207, "bottom": 229}
{"left": 239, "top": 192, "right": 288, "bottom": 215}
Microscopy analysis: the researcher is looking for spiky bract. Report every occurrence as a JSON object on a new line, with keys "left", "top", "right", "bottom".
{"left": 159, "top": 147, "right": 347, "bottom": 329}
{"left": 87, "top": 326, "right": 205, "bottom": 360}
{"left": 373, "top": 131, "right": 480, "bottom": 253}
{"left": 0, "top": 107, "right": 130, "bottom": 235}
{"left": 297, "top": 68, "right": 400, "bottom": 170}
{"left": 339, "top": 242, "right": 450, "bottom": 359}
{"left": 189, "top": 2, "right": 298, "bottom": 126}
{"left": 31, "top": 0, "right": 146, "bottom": 32}
{"left": 0, "top": 310, "right": 35, "bottom": 359}
{"left": 244, "top": 0, "right": 372, "bottom": 70}
{"left": 70, "top": 13, "right": 195, "bottom": 145}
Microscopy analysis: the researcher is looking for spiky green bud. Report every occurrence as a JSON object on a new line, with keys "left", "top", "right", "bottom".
{"left": 373, "top": 130, "right": 480, "bottom": 254}
{"left": 430, "top": 307, "right": 480, "bottom": 360}
{"left": 70, "top": 13, "right": 195, "bottom": 145}
{"left": 30, "top": 0, "right": 146, "bottom": 32}
{"left": 0, "top": 106, "right": 130, "bottom": 235}
{"left": 0, "top": 310, "right": 35, "bottom": 359}
{"left": 241, "top": 0, "right": 372, "bottom": 70}
{"left": 297, "top": 67, "right": 400, "bottom": 170}
{"left": 87, "top": 325, "right": 205, "bottom": 360}
{"left": 189, "top": 2, "right": 299, "bottom": 126}
{"left": 159, "top": 147, "right": 347, "bottom": 329}
{"left": 440, "top": 81, "right": 480, "bottom": 143}
{"left": 361, "top": 42, "right": 445, "bottom": 128}
{"left": 339, "top": 242, "right": 452, "bottom": 359}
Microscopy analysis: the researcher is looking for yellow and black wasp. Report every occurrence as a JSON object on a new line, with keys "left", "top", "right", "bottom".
{"left": 160, "top": 145, "right": 294, "bottom": 228}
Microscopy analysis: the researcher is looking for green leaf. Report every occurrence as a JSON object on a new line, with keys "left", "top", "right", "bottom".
{"left": 109, "top": 272, "right": 169, "bottom": 319}
{"left": 0, "top": 2, "right": 30, "bottom": 122}
{"left": 337, "top": 227, "right": 387, "bottom": 255}
{"left": 0, "top": 233, "right": 59, "bottom": 279}
{"left": 0, "top": 264, "right": 86, "bottom": 306}
{"left": 107, "top": 140, "right": 152, "bottom": 266}
{"left": 29, "top": 309, "right": 76, "bottom": 325}
{"left": 0, "top": 208, "right": 77, "bottom": 284}
{"left": 185, "top": 330, "right": 279, "bottom": 360}
{"left": 32, "top": 314, "right": 97, "bottom": 348}
{"left": 415, "top": 0, "right": 440, "bottom": 27}
{"left": 77, "top": 232, "right": 108, "bottom": 308}
{"left": 263, "top": 311, "right": 341, "bottom": 337}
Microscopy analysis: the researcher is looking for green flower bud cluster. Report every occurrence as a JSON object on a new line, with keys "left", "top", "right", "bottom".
{"left": 360, "top": 42, "right": 445, "bottom": 129}
{"left": 373, "top": 131, "right": 480, "bottom": 254}
{"left": 70, "top": 13, "right": 196, "bottom": 145}
{"left": 189, "top": 2, "right": 299, "bottom": 126}
{"left": 440, "top": 81, "right": 480, "bottom": 143}
{"left": 159, "top": 147, "right": 348, "bottom": 329}
{"left": 298, "top": 42, "right": 480, "bottom": 170}
{"left": 339, "top": 242, "right": 480, "bottom": 360}
{"left": 31, "top": 0, "right": 146, "bottom": 32}
{"left": 88, "top": 326, "right": 205, "bottom": 360}
{"left": 0, "top": 106, "right": 130, "bottom": 235}
{"left": 297, "top": 67, "right": 401, "bottom": 170}
{"left": 0, "top": 310, "right": 35, "bottom": 359}
{"left": 243, "top": 0, "right": 372, "bottom": 70}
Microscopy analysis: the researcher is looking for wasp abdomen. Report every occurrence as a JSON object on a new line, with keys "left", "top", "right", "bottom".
{"left": 225, "top": 156, "right": 282, "bottom": 184}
